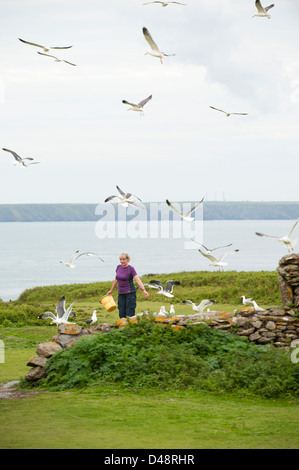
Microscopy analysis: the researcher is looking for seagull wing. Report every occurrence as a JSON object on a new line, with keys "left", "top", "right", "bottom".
{"left": 198, "top": 299, "right": 215, "bottom": 311}
{"left": 143, "top": 27, "right": 160, "bottom": 52}
{"left": 122, "top": 100, "right": 138, "bottom": 107}
{"left": 198, "top": 250, "right": 218, "bottom": 263}
{"left": 18, "top": 38, "right": 45, "bottom": 49}
{"left": 255, "top": 232, "right": 279, "bottom": 239}
{"left": 166, "top": 281, "right": 180, "bottom": 293}
{"left": 50, "top": 45, "right": 73, "bottom": 50}
{"left": 288, "top": 217, "right": 299, "bottom": 237}
{"left": 68, "top": 250, "right": 80, "bottom": 264}
{"left": 2, "top": 148, "right": 22, "bottom": 162}
{"left": 38, "top": 311, "right": 56, "bottom": 320}
{"left": 77, "top": 252, "right": 104, "bottom": 262}
{"left": 104, "top": 195, "right": 119, "bottom": 202}
{"left": 56, "top": 296, "right": 66, "bottom": 318}
{"left": 143, "top": 283, "right": 160, "bottom": 290}
{"left": 37, "top": 52, "right": 58, "bottom": 59}
{"left": 138, "top": 95, "right": 152, "bottom": 108}
{"left": 166, "top": 199, "right": 184, "bottom": 218}
{"left": 230, "top": 113, "right": 248, "bottom": 116}
{"left": 182, "top": 300, "right": 195, "bottom": 306}
{"left": 149, "top": 280, "right": 164, "bottom": 289}
{"left": 116, "top": 185, "right": 127, "bottom": 197}
{"left": 210, "top": 106, "right": 227, "bottom": 114}
{"left": 255, "top": 0, "right": 265, "bottom": 13}
{"left": 185, "top": 197, "right": 204, "bottom": 216}
{"left": 265, "top": 4, "right": 275, "bottom": 12}
{"left": 62, "top": 60, "right": 76, "bottom": 66}
{"left": 219, "top": 249, "right": 239, "bottom": 261}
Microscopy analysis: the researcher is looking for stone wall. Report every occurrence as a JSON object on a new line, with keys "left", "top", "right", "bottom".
{"left": 277, "top": 253, "right": 299, "bottom": 307}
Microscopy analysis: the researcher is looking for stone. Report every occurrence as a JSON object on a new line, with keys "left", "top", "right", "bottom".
{"left": 251, "top": 320, "right": 262, "bottom": 329}
{"left": 257, "top": 337, "right": 273, "bottom": 344}
{"left": 27, "top": 356, "right": 48, "bottom": 367}
{"left": 249, "top": 331, "right": 261, "bottom": 342}
{"left": 25, "top": 366, "right": 47, "bottom": 382}
{"left": 265, "top": 321, "right": 276, "bottom": 331}
{"left": 57, "top": 324, "right": 83, "bottom": 335}
{"left": 36, "top": 341, "right": 62, "bottom": 357}
{"left": 237, "top": 327, "right": 255, "bottom": 336}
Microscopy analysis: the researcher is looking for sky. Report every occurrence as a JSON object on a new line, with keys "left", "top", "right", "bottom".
{"left": 0, "top": 0, "right": 299, "bottom": 204}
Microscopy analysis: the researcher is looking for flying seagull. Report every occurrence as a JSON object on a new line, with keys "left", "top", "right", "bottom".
{"left": 241, "top": 295, "right": 254, "bottom": 306}
{"left": 142, "top": 27, "right": 175, "bottom": 64}
{"left": 191, "top": 238, "right": 232, "bottom": 254}
{"left": 143, "top": 1, "right": 186, "bottom": 6}
{"left": 183, "top": 299, "right": 216, "bottom": 313}
{"left": 2, "top": 148, "right": 40, "bottom": 167}
{"left": 255, "top": 217, "right": 299, "bottom": 252}
{"left": 105, "top": 185, "right": 145, "bottom": 209}
{"left": 37, "top": 52, "right": 76, "bottom": 66}
{"left": 86, "top": 310, "right": 97, "bottom": 326}
{"left": 198, "top": 249, "right": 239, "bottom": 271}
{"left": 18, "top": 38, "right": 73, "bottom": 52}
{"left": 38, "top": 295, "right": 76, "bottom": 325}
{"left": 122, "top": 95, "right": 152, "bottom": 116}
{"left": 60, "top": 250, "right": 104, "bottom": 268}
{"left": 166, "top": 198, "right": 204, "bottom": 222}
{"left": 253, "top": 1, "right": 274, "bottom": 19}
{"left": 144, "top": 280, "right": 180, "bottom": 298}
{"left": 210, "top": 106, "right": 248, "bottom": 117}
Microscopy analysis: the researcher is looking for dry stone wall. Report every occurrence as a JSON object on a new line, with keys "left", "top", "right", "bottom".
{"left": 277, "top": 253, "right": 299, "bottom": 307}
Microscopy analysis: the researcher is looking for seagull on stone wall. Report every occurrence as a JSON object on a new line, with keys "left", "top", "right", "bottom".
{"left": 38, "top": 295, "right": 76, "bottom": 325}
{"left": 241, "top": 295, "right": 254, "bottom": 306}
{"left": 255, "top": 217, "right": 299, "bottom": 252}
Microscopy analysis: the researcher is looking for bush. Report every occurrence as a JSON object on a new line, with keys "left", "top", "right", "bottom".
{"left": 41, "top": 318, "right": 299, "bottom": 398}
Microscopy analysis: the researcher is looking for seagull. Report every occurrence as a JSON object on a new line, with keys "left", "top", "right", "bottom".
{"left": 198, "top": 249, "right": 239, "bottom": 271}
{"left": 142, "top": 27, "right": 175, "bottom": 64}
{"left": 86, "top": 310, "right": 97, "bottom": 326}
{"left": 253, "top": 1, "right": 274, "bottom": 19}
{"left": 157, "top": 306, "right": 168, "bottom": 317}
{"left": 255, "top": 217, "right": 299, "bottom": 252}
{"left": 144, "top": 280, "right": 180, "bottom": 298}
{"left": 143, "top": 1, "right": 186, "bottom": 6}
{"left": 105, "top": 186, "right": 145, "bottom": 209}
{"left": 183, "top": 299, "right": 216, "bottom": 313}
{"left": 122, "top": 95, "right": 152, "bottom": 116}
{"left": 241, "top": 295, "right": 254, "bottom": 306}
{"left": 251, "top": 300, "right": 265, "bottom": 312}
{"left": 2, "top": 148, "right": 40, "bottom": 167}
{"left": 60, "top": 250, "right": 104, "bottom": 268}
{"left": 209, "top": 106, "right": 248, "bottom": 117}
{"left": 169, "top": 305, "right": 175, "bottom": 315}
{"left": 18, "top": 38, "right": 73, "bottom": 52}
{"left": 37, "top": 52, "right": 76, "bottom": 66}
{"left": 166, "top": 198, "right": 204, "bottom": 222}
{"left": 38, "top": 295, "right": 76, "bottom": 325}
{"left": 191, "top": 238, "right": 232, "bottom": 254}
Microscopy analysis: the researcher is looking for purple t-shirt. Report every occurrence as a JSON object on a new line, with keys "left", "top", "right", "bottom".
{"left": 116, "top": 264, "right": 137, "bottom": 294}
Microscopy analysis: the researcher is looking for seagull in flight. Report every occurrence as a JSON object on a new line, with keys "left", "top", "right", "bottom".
{"left": 252, "top": 1, "right": 274, "bottom": 19}
{"left": 198, "top": 249, "right": 239, "bottom": 271}
{"left": 18, "top": 38, "right": 73, "bottom": 52}
{"left": 255, "top": 217, "right": 299, "bottom": 252}
{"left": 2, "top": 148, "right": 40, "bottom": 167}
{"left": 38, "top": 295, "right": 76, "bottom": 325}
{"left": 166, "top": 198, "right": 204, "bottom": 222}
{"left": 37, "top": 52, "right": 76, "bottom": 66}
{"left": 105, "top": 186, "right": 145, "bottom": 209}
{"left": 60, "top": 250, "right": 104, "bottom": 268}
{"left": 143, "top": 27, "right": 175, "bottom": 64}
{"left": 210, "top": 106, "right": 248, "bottom": 117}
{"left": 144, "top": 280, "right": 180, "bottom": 298}
{"left": 191, "top": 238, "right": 232, "bottom": 254}
{"left": 122, "top": 95, "right": 152, "bottom": 116}
{"left": 241, "top": 295, "right": 254, "bottom": 306}
{"left": 143, "top": 1, "right": 186, "bottom": 6}
{"left": 183, "top": 299, "right": 216, "bottom": 313}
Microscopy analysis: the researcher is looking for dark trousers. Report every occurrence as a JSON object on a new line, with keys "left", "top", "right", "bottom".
{"left": 118, "top": 291, "right": 137, "bottom": 318}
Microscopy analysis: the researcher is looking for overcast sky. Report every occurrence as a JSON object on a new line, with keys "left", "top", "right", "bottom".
{"left": 1, "top": 0, "right": 298, "bottom": 204}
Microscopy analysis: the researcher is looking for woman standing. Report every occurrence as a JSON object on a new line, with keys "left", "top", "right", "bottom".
{"left": 107, "top": 253, "right": 149, "bottom": 318}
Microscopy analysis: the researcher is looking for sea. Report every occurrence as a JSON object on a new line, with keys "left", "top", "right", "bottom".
{"left": 0, "top": 219, "right": 296, "bottom": 301}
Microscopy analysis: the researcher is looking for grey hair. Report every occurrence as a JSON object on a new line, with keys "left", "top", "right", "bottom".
{"left": 119, "top": 252, "right": 130, "bottom": 260}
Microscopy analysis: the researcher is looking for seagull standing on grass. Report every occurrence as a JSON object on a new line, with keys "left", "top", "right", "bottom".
{"left": 255, "top": 217, "right": 299, "bottom": 252}
{"left": 166, "top": 198, "right": 204, "bottom": 222}
{"left": 38, "top": 296, "right": 76, "bottom": 325}
{"left": 85, "top": 310, "right": 97, "bottom": 326}
{"left": 144, "top": 280, "right": 180, "bottom": 298}
{"left": 105, "top": 186, "right": 145, "bottom": 209}
{"left": 18, "top": 38, "right": 73, "bottom": 52}
{"left": 209, "top": 106, "right": 248, "bottom": 117}
{"left": 60, "top": 250, "right": 104, "bottom": 268}
{"left": 2, "top": 148, "right": 40, "bottom": 167}
{"left": 143, "top": 1, "right": 186, "bottom": 6}
{"left": 252, "top": 1, "right": 274, "bottom": 19}
{"left": 183, "top": 299, "right": 216, "bottom": 313}
{"left": 122, "top": 95, "right": 152, "bottom": 116}
{"left": 142, "top": 27, "right": 175, "bottom": 64}
{"left": 198, "top": 249, "right": 239, "bottom": 271}
{"left": 169, "top": 305, "right": 175, "bottom": 315}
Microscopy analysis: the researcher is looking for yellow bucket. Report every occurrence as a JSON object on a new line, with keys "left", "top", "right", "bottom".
{"left": 100, "top": 294, "right": 117, "bottom": 312}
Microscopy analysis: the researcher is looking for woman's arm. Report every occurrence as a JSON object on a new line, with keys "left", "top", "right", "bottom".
{"left": 107, "top": 278, "right": 118, "bottom": 295}
{"left": 134, "top": 275, "right": 149, "bottom": 298}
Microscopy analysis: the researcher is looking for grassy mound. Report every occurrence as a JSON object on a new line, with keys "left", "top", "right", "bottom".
{"left": 41, "top": 318, "right": 299, "bottom": 399}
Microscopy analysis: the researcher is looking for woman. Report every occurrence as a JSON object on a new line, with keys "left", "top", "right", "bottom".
{"left": 107, "top": 253, "right": 149, "bottom": 318}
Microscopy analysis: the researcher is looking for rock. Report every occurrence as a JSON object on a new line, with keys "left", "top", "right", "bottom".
{"left": 265, "top": 321, "right": 276, "bottom": 331}
{"left": 25, "top": 366, "right": 47, "bottom": 382}
{"left": 57, "top": 324, "right": 83, "bottom": 335}
{"left": 27, "top": 356, "right": 48, "bottom": 367}
{"left": 36, "top": 341, "right": 62, "bottom": 357}
{"left": 249, "top": 331, "right": 261, "bottom": 342}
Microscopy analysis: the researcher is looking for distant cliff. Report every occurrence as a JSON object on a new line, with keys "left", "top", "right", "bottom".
{"left": 0, "top": 201, "right": 298, "bottom": 222}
